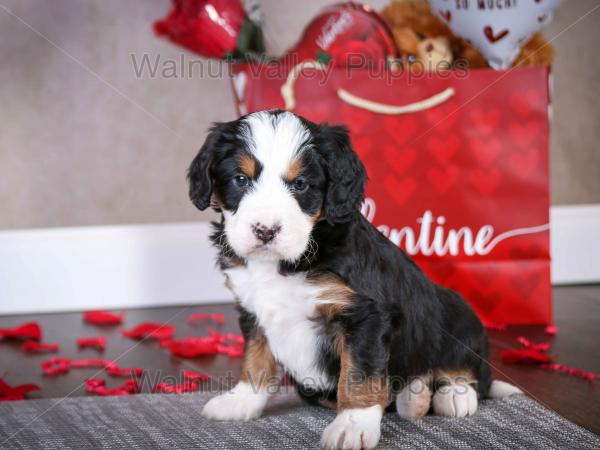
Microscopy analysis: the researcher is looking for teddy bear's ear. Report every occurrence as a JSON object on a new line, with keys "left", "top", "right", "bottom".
{"left": 392, "top": 28, "right": 420, "bottom": 54}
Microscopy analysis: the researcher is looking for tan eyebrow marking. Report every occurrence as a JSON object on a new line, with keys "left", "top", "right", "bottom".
{"left": 284, "top": 158, "right": 303, "bottom": 182}
{"left": 238, "top": 153, "right": 257, "bottom": 178}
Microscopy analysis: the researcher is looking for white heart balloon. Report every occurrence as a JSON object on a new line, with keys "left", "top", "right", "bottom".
{"left": 428, "top": 0, "right": 562, "bottom": 69}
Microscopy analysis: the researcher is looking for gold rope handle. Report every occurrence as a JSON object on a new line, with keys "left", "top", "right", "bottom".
{"left": 281, "top": 60, "right": 455, "bottom": 114}
{"left": 280, "top": 61, "right": 327, "bottom": 110}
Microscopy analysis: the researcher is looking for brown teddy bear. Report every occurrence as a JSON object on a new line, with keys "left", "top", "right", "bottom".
{"left": 381, "top": 0, "right": 554, "bottom": 71}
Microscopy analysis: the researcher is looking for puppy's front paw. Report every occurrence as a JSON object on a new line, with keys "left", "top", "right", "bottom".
{"left": 320, "top": 406, "right": 382, "bottom": 450}
{"left": 201, "top": 382, "right": 268, "bottom": 421}
{"left": 432, "top": 383, "right": 477, "bottom": 418}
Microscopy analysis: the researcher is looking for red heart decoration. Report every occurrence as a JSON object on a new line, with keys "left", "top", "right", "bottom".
{"left": 427, "top": 165, "right": 460, "bottom": 194}
{"left": 510, "top": 150, "right": 540, "bottom": 178}
{"left": 511, "top": 270, "right": 542, "bottom": 299}
{"left": 484, "top": 25, "right": 510, "bottom": 43}
{"left": 426, "top": 134, "right": 460, "bottom": 164}
{"left": 383, "top": 176, "right": 417, "bottom": 205}
{"left": 353, "top": 135, "right": 375, "bottom": 159}
{"left": 384, "top": 146, "right": 417, "bottom": 175}
{"left": 469, "top": 167, "right": 502, "bottom": 195}
{"left": 469, "top": 107, "right": 502, "bottom": 135}
{"left": 468, "top": 138, "right": 502, "bottom": 166}
{"left": 340, "top": 103, "right": 373, "bottom": 133}
{"left": 508, "top": 120, "right": 541, "bottom": 148}
{"left": 424, "top": 105, "right": 459, "bottom": 134}
{"left": 468, "top": 291, "right": 501, "bottom": 316}
{"left": 509, "top": 90, "right": 540, "bottom": 119}
{"left": 383, "top": 116, "right": 418, "bottom": 145}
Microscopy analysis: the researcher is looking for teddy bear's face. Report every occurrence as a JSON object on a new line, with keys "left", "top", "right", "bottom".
{"left": 383, "top": 0, "right": 457, "bottom": 71}
{"left": 416, "top": 36, "right": 453, "bottom": 70}
{"left": 392, "top": 27, "right": 453, "bottom": 71}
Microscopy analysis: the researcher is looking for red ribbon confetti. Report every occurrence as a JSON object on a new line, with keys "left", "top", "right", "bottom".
{"left": 105, "top": 366, "right": 144, "bottom": 377}
{"left": 83, "top": 310, "right": 124, "bottom": 325}
{"left": 166, "top": 336, "right": 220, "bottom": 358}
{"left": 500, "top": 348, "right": 553, "bottom": 365}
{"left": 208, "top": 327, "right": 244, "bottom": 344}
{"left": 540, "top": 364, "right": 599, "bottom": 382}
{"left": 21, "top": 340, "right": 60, "bottom": 353}
{"left": 41, "top": 357, "right": 71, "bottom": 375}
{"left": 77, "top": 336, "right": 107, "bottom": 351}
{"left": 86, "top": 378, "right": 140, "bottom": 396}
{"left": 70, "top": 358, "right": 115, "bottom": 369}
{"left": 183, "top": 370, "right": 210, "bottom": 382}
{"left": 162, "top": 330, "right": 245, "bottom": 358}
{"left": 217, "top": 343, "right": 244, "bottom": 358}
{"left": 122, "top": 322, "right": 175, "bottom": 341}
{"left": 517, "top": 336, "right": 551, "bottom": 352}
{"left": 0, "top": 378, "right": 41, "bottom": 402}
{"left": 41, "top": 357, "right": 143, "bottom": 378}
{"left": 154, "top": 370, "right": 210, "bottom": 394}
{"left": 0, "top": 322, "right": 42, "bottom": 341}
{"left": 187, "top": 312, "right": 225, "bottom": 325}
{"left": 153, "top": 380, "right": 201, "bottom": 393}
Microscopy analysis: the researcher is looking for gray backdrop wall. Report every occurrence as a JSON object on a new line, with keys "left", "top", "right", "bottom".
{"left": 1, "top": 0, "right": 598, "bottom": 230}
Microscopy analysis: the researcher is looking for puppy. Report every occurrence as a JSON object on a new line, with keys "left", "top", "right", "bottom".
{"left": 188, "top": 110, "right": 520, "bottom": 449}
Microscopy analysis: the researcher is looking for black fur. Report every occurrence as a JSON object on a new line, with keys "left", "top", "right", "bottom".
{"left": 188, "top": 110, "right": 491, "bottom": 404}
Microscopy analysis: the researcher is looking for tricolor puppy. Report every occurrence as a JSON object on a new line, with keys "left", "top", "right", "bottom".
{"left": 188, "top": 110, "right": 520, "bottom": 449}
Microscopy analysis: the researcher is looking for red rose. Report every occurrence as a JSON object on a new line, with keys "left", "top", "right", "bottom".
{"left": 154, "top": 0, "right": 262, "bottom": 59}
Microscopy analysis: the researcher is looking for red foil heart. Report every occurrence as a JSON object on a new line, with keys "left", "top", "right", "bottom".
{"left": 283, "top": 2, "right": 397, "bottom": 68}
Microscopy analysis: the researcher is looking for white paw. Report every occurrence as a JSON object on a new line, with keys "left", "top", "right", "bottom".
{"left": 320, "top": 405, "right": 382, "bottom": 450}
{"left": 396, "top": 378, "right": 432, "bottom": 421}
{"left": 201, "top": 382, "right": 269, "bottom": 421}
{"left": 432, "top": 383, "right": 478, "bottom": 418}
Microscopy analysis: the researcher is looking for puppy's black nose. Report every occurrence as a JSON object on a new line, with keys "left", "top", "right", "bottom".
{"left": 252, "top": 223, "right": 281, "bottom": 244}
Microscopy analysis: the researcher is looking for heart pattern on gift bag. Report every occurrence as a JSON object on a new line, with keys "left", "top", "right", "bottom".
{"left": 383, "top": 176, "right": 417, "bottom": 206}
{"left": 427, "top": 135, "right": 460, "bottom": 164}
{"left": 509, "top": 120, "right": 541, "bottom": 148}
{"left": 469, "top": 168, "right": 502, "bottom": 195}
{"left": 427, "top": 165, "right": 460, "bottom": 194}
{"left": 469, "top": 107, "right": 502, "bottom": 135}
{"left": 384, "top": 146, "right": 416, "bottom": 175}
{"left": 383, "top": 115, "right": 418, "bottom": 145}
{"left": 509, "top": 90, "right": 540, "bottom": 118}
{"left": 469, "top": 138, "right": 502, "bottom": 166}
{"left": 510, "top": 150, "right": 540, "bottom": 178}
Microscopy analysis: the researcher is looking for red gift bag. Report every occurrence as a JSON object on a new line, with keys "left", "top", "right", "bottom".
{"left": 231, "top": 63, "right": 551, "bottom": 325}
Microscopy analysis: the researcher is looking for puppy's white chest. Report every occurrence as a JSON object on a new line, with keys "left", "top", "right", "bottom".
{"left": 225, "top": 261, "right": 333, "bottom": 390}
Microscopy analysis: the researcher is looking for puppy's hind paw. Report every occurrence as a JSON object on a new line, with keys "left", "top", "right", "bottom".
{"left": 432, "top": 383, "right": 478, "bottom": 418}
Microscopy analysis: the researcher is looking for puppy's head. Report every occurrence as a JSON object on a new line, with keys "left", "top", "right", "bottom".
{"left": 188, "top": 110, "right": 366, "bottom": 262}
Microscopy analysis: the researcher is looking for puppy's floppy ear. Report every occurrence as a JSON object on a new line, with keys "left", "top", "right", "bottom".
{"left": 187, "top": 124, "right": 223, "bottom": 210}
{"left": 316, "top": 124, "right": 367, "bottom": 224}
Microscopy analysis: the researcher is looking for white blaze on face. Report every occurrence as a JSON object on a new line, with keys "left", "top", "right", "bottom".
{"left": 224, "top": 112, "right": 314, "bottom": 262}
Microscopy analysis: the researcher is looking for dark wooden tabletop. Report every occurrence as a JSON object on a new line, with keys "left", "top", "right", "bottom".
{"left": 1, "top": 285, "right": 599, "bottom": 435}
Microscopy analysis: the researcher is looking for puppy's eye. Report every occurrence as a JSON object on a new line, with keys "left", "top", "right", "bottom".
{"left": 234, "top": 174, "right": 249, "bottom": 188}
{"left": 416, "top": 32, "right": 426, "bottom": 40}
{"left": 290, "top": 177, "right": 308, "bottom": 193}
